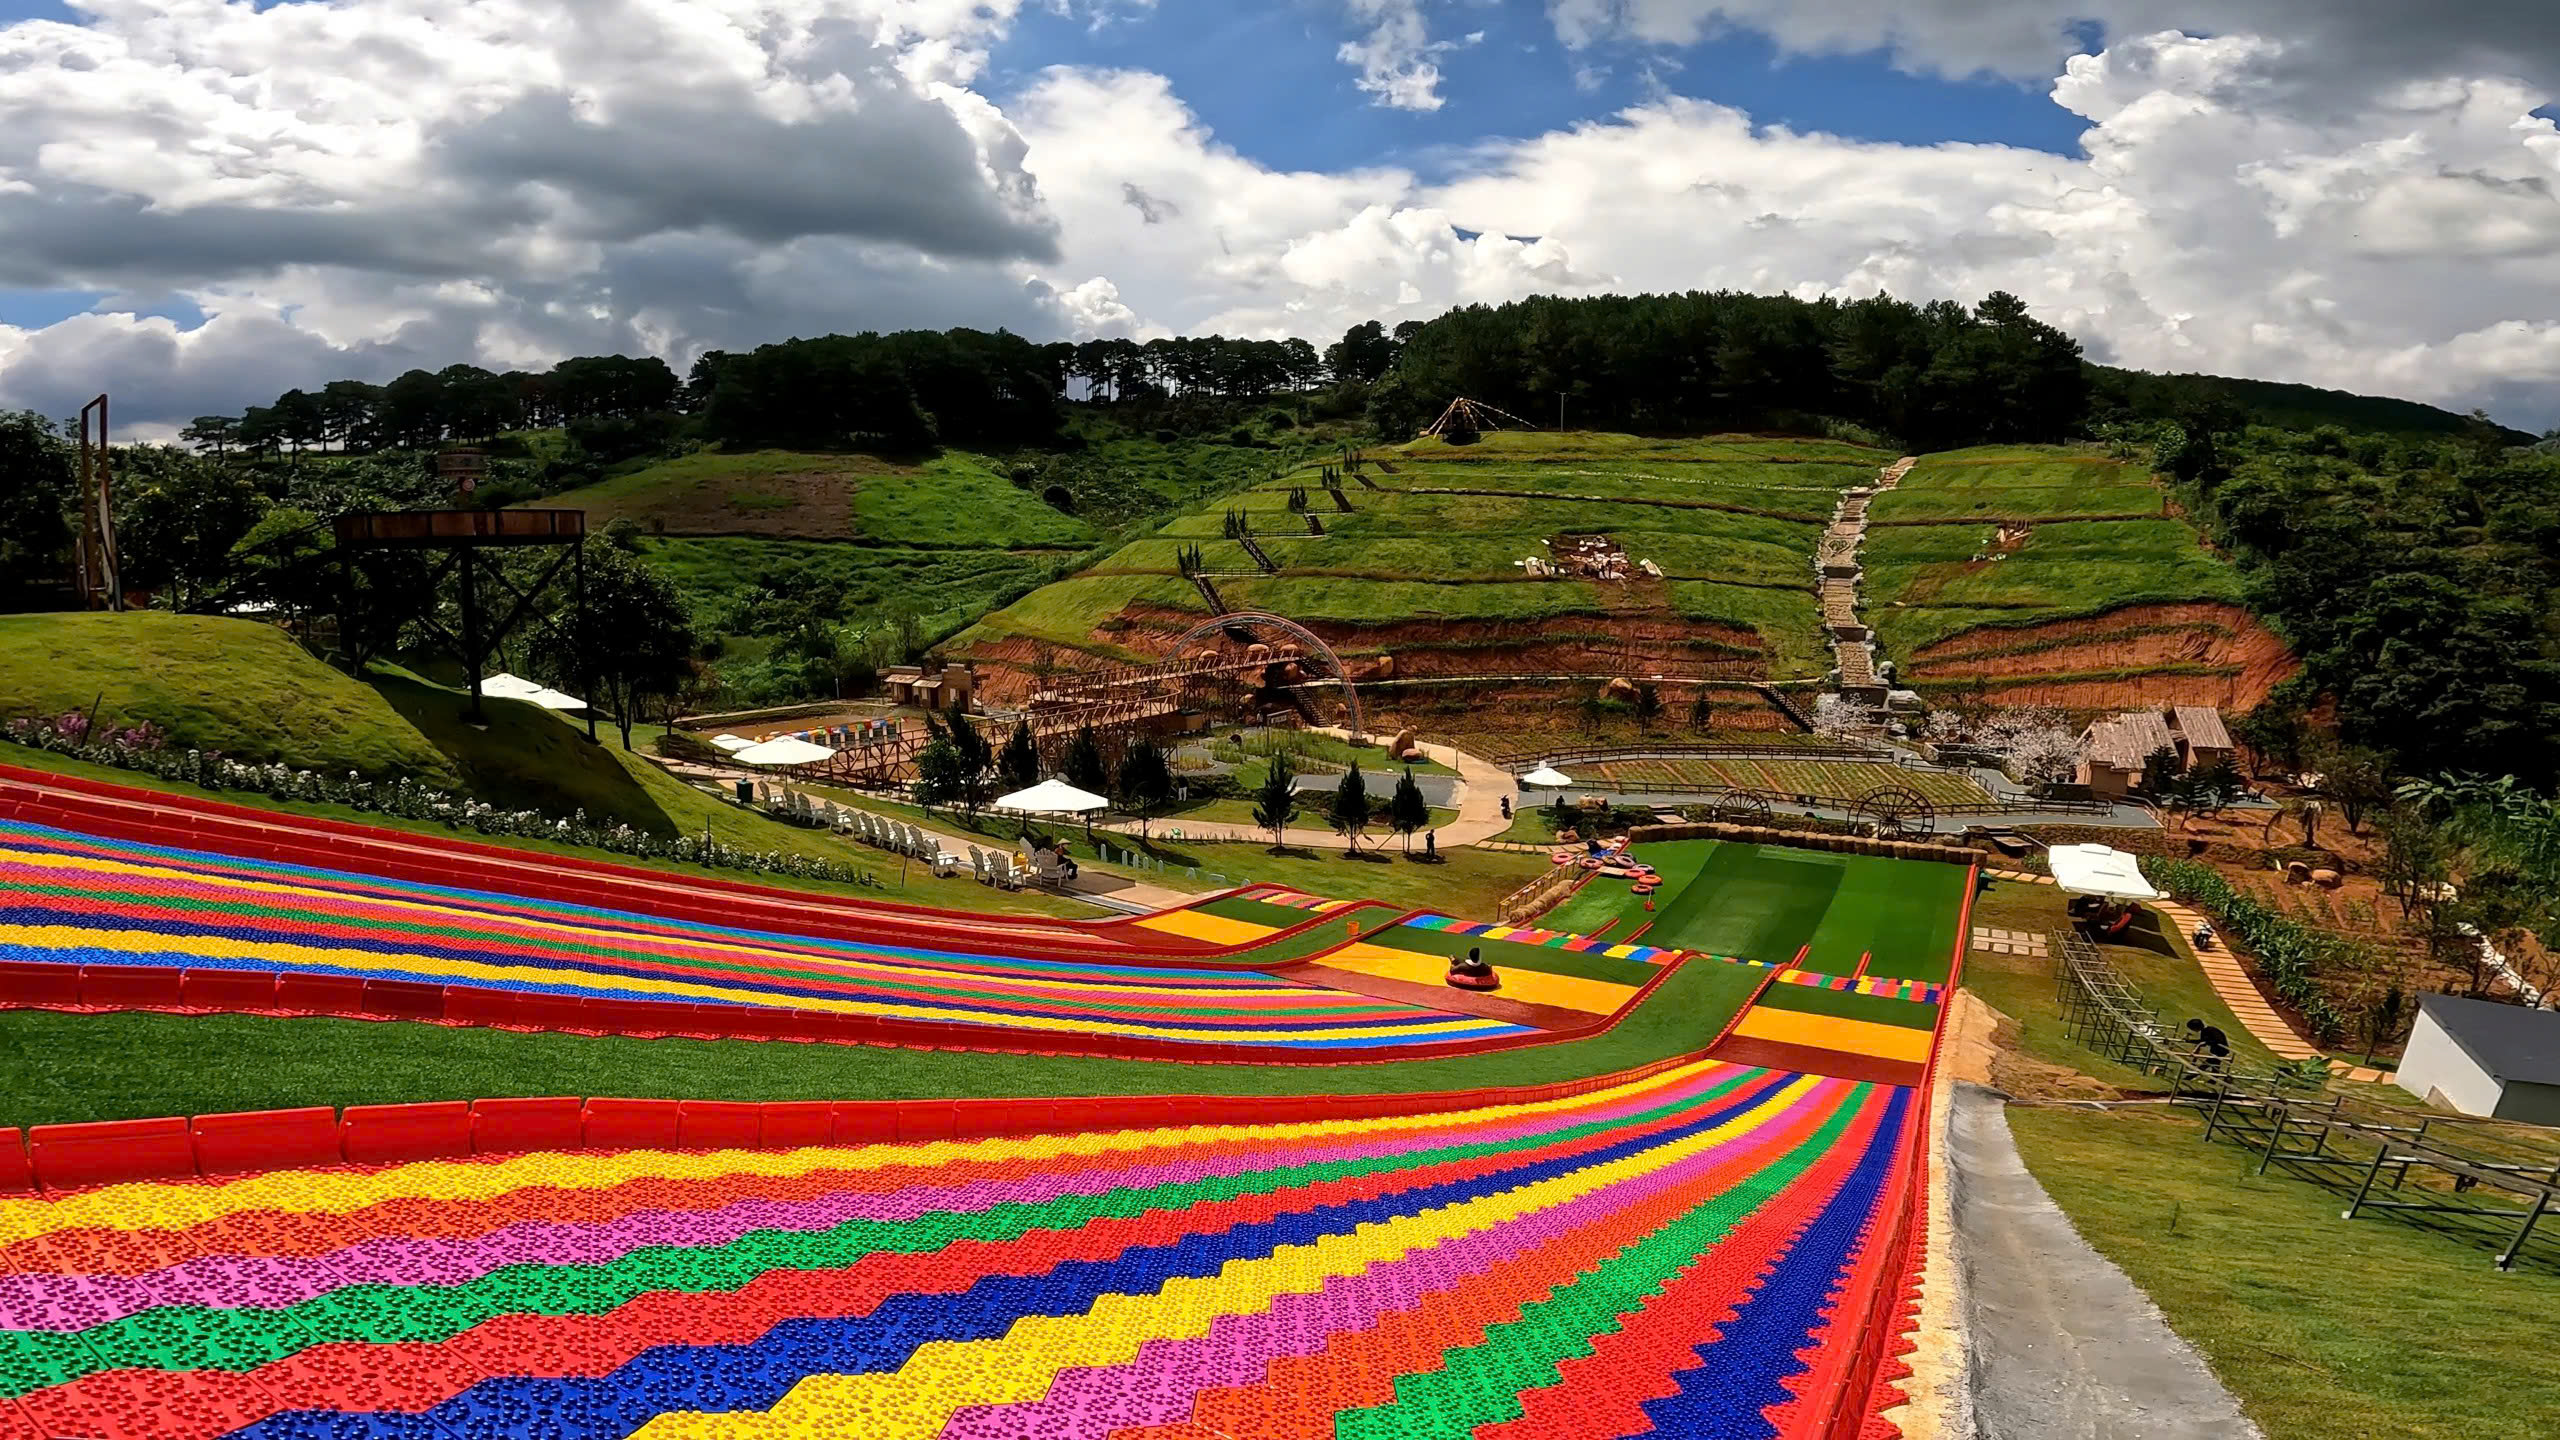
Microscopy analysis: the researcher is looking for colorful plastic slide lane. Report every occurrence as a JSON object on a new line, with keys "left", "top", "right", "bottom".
{"left": 0, "top": 1058, "right": 1921, "bottom": 1440}
{"left": 0, "top": 819, "right": 1531, "bottom": 1051}
{"left": 0, "top": 765, "right": 1381, "bottom": 962}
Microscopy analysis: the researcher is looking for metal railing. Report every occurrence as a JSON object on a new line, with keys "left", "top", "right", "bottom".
{"left": 2056, "top": 930, "right": 2558, "bottom": 1271}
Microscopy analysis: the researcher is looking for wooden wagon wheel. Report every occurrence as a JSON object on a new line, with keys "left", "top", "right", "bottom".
{"left": 1853, "top": 785, "right": 1936, "bottom": 838}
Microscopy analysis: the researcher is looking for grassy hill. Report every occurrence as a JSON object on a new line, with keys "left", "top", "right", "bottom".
{"left": 0, "top": 613, "right": 463, "bottom": 782}
{"left": 1859, "top": 446, "right": 2289, "bottom": 711}
{"left": 959, "top": 429, "right": 1894, "bottom": 688}
{"left": 0, "top": 613, "right": 828, "bottom": 846}
{"left": 536, "top": 420, "right": 1357, "bottom": 698}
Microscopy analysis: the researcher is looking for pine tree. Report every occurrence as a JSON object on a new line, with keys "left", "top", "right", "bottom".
{"left": 1064, "top": 724, "right": 1109, "bottom": 796}
{"left": 1328, "top": 761, "right": 1370, "bottom": 853}
{"left": 1253, "top": 749, "right": 1298, "bottom": 851}
{"left": 912, "top": 738, "right": 963, "bottom": 815}
{"left": 1389, "top": 768, "right": 1429, "bottom": 854}
{"left": 998, "top": 719, "right": 1040, "bottom": 791}
{"left": 1688, "top": 688, "right": 1715, "bottom": 731}
{"left": 1116, "top": 737, "right": 1174, "bottom": 840}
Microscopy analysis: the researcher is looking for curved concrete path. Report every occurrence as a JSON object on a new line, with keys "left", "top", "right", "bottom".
{"left": 1094, "top": 733, "right": 1521, "bottom": 853}
{"left": 1950, "top": 1084, "right": 2264, "bottom": 1440}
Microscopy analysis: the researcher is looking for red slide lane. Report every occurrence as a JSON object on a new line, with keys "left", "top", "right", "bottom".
{"left": 0, "top": 764, "right": 1379, "bottom": 966}
{"left": 0, "top": 768, "right": 1695, "bottom": 1067}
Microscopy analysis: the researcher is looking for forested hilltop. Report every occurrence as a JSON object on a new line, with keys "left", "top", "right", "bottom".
{"left": 5, "top": 287, "right": 2553, "bottom": 787}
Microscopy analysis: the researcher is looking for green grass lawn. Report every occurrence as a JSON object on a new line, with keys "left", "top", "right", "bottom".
{"left": 1961, "top": 877, "right": 2287, "bottom": 1082}
{"left": 0, "top": 955, "right": 1767, "bottom": 1125}
{"left": 2009, "top": 1104, "right": 2560, "bottom": 1439}
{"left": 542, "top": 449, "right": 1095, "bottom": 547}
{"left": 1871, "top": 448, "right": 2164, "bottom": 522}
{"left": 0, "top": 612, "right": 461, "bottom": 781}
{"left": 1865, "top": 517, "right": 2249, "bottom": 655}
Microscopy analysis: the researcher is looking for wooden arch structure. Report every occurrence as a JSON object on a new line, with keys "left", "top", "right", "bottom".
{"left": 1163, "top": 611, "right": 1367, "bottom": 741}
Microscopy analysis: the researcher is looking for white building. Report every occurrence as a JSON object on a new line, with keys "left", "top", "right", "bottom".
{"left": 2395, "top": 993, "right": 2560, "bottom": 1127}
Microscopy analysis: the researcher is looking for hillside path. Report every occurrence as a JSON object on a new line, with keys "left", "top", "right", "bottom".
{"left": 1094, "top": 732, "right": 1518, "bottom": 852}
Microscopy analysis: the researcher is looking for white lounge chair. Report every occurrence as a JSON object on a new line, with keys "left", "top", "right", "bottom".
{"left": 968, "top": 846, "right": 990, "bottom": 883}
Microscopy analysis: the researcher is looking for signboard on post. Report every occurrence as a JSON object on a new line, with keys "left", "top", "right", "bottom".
{"left": 437, "top": 449, "right": 488, "bottom": 500}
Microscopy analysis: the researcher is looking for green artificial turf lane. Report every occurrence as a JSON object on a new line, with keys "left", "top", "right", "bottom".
{"left": 1196, "top": 894, "right": 1337, "bottom": 928}
{"left": 0, "top": 960, "right": 1774, "bottom": 1127}
{"left": 1647, "top": 842, "right": 1843, "bottom": 963}
{"left": 1752, "top": 981, "right": 1942, "bottom": 1030}
{"left": 1826, "top": 858, "right": 1969, "bottom": 983}
{"left": 1536, "top": 840, "right": 1714, "bottom": 939}
{"left": 1368, "top": 924, "right": 1660, "bottom": 987}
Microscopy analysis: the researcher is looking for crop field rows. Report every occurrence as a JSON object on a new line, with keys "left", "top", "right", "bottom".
{"left": 1575, "top": 757, "right": 1994, "bottom": 807}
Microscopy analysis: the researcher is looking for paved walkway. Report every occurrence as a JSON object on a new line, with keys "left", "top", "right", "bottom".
{"left": 1949, "top": 1084, "right": 2265, "bottom": 1440}
{"left": 662, "top": 759, "right": 1194, "bottom": 912}
{"left": 1093, "top": 732, "right": 1521, "bottom": 854}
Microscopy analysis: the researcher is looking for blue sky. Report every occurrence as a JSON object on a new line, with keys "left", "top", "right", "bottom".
{"left": 989, "top": 3, "right": 2096, "bottom": 178}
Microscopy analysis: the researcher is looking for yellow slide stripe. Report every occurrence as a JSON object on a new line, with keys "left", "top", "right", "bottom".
{"left": 1730, "top": 1006, "right": 1934, "bottom": 1064}
{"left": 1134, "top": 909, "right": 1279, "bottom": 945}
{"left": 1317, "top": 943, "right": 1635, "bottom": 1017}
{"left": 7, "top": 849, "right": 1274, "bottom": 1001}
{"left": 0, "top": 1059, "right": 1739, "bottom": 1243}
{"left": 629, "top": 1071, "right": 1825, "bottom": 1438}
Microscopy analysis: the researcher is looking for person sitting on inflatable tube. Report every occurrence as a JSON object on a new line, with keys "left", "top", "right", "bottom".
{"left": 1447, "top": 946, "right": 1501, "bottom": 992}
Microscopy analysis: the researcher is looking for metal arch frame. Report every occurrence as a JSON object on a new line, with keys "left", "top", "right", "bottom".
{"left": 1165, "top": 611, "right": 1366, "bottom": 740}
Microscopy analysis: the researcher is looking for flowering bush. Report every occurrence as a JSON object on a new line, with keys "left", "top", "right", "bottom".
{"left": 5, "top": 714, "right": 879, "bottom": 888}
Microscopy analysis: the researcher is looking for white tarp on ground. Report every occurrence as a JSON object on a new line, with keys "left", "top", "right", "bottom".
{"left": 735, "top": 737, "right": 836, "bottom": 767}
{"left": 994, "top": 779, "right": 1111, "bottom": 814}
{"left": 1520, "top": 765, "right": 1575, "bottom": 787}
{"left": 2047, "top": 843, "right": 2161, "bottom": 901}
{"left": 479, "top": 673, "right": 585, "bottom": 710}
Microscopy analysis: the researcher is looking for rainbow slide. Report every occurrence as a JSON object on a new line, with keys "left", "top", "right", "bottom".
{"left": 0, "top": 1059, "right": 1924, "bottom": 1440}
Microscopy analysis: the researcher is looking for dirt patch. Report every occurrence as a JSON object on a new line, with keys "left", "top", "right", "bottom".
{"left": 963, "top": 603, "right": 1773, "bottom": 705}
{"left": 577, "top": 460, "right": 893, "bottom": 538}
{"left": 1904, "top": 604, "right": 2299, "bottom": 712}
{"left": 1914, "top": 602, "right": 2294, "bottom": 685}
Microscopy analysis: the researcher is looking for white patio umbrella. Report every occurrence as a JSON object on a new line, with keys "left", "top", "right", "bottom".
{"left": 735, "top": 737, "right": 836, "bottom": 768}
{"left": 993, "top": 778, "right": 1111, "bottom": 815}
{"left": 1520, "top": 765, "right": 1575, "bottom": 788}
{"left": 709, "top": 734, "right": 756, "bottom": 754}
{"left": 478, "top": 673, "right": 544, "bottom": 699}
{"left": 521, "top": 687, "right": 586, "bottom": 712}
{"left": 2046, "top": 843, "right": 2161, "bottom": 901}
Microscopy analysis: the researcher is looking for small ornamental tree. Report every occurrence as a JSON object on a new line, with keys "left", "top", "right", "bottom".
{"left": 1253, "top": 749, "right": 1298, "bottom": 850}
{"left": 912, "top": 737, "right": 963, "bottom": 815}
{"left": 1688, "top": 688, "right": 1715, "bottom": 731}
{"left": 998, "top": 718, "right": 1040, "bottom": 791}
{"left": 1116, "top": 737, "right": 1174, "bottom": 840}
{"left": 1389, "top": 768, "right": 1430, "bottom": 854}
{"left": 1329, "top": 761, "right": 1370, "bottom": 853}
